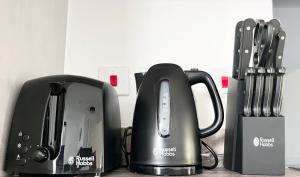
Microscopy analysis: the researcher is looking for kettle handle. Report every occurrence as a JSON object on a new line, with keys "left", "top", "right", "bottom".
{"left": 185, "top": 70, "right": 224, "bottom": 138}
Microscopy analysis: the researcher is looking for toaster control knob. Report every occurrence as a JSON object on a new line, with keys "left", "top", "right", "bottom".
{"left": 21, "top": 146, "right": 29, "bottom": 154}
{"left": 32, "top": 148, "right": 49, "bottom": 162}
{"left": 17, "top": 158, "right": 27, "bottom": 166}
{"left": 22, "top": 135, "right": 30, "bottom": 141}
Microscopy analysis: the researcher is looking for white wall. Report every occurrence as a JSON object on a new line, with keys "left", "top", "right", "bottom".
{"left": 0, "top": 0, "right": 68, "bottom": 175}
{"left": 65, "top": 0, "right": 273, "bottom": 129}
{"left": 273, "top": 6, "right": 300, "bottom": 166}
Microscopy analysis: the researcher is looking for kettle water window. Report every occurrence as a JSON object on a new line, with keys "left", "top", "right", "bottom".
{"left": 158, "top": 80, "right": 170, "bottom": 137}
{"left": 42, "top": 83, "right": 65, "bottom": 160}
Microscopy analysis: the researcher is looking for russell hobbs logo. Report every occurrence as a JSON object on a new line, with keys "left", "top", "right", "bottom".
{"left": 68, "top": 156, "right": 95, "bottom": 168}
{"left": 153, "top": 147, "right": 176, "bottom": 157}
{"left": 253, "top": 137, "right": 275, "bottom": 148}
{"left": 68, "top": 156, "right": 75, "bottom": 165}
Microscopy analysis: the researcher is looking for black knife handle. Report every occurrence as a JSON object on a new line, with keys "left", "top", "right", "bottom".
{"left": 269, "top": 19, "right": 281, "bottom": 29}
{"left": 253, "top": 20, "right": 265, "bottom": 67}
{"left": 243, "top": 68, "right": 255, "bottom": 116}
{"left": 262, "top": 67, "right": 275, "bottom": 116}
{"left": 252, "top": 67, "right": 266, "bottom": 117}
{"left": 258, "top": 22, "right": 274, "bottom": 67}
{"left": 272, "top": 67, "right": 285, "bottom": 116}
{"left": 266, "top": 19, "right": 281, "bottom": 68}
{"left": 232, "top": 21, "right": 244, "bottom": 79}
{"left": 238, "top": 19, "right": 256, "bottom": 79}
{"left": 274, "top": 30, "right": 286, "bottom": 68}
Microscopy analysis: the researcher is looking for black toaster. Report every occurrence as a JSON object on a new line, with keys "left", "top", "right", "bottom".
{"left": 5, "top": 75, "right": 122, "bottom": 176}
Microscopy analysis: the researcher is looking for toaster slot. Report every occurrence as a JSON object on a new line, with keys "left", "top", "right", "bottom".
{"left": 42, "top": 83, "right": 65, "bottom": 160}
{"left": 158, "top": 80, "right": 170, "bottom": 137}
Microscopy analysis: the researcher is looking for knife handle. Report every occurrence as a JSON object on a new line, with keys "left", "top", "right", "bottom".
{"left": 274, "top": 30, "right": 286, "bottom": 68}
{"left": 265, "top": 19, "right": 281, "bottom": 68}
{"left": 232, "top": 21, "right": 244, "bottom": 79}
{"left": 258, "top": 22, "right": 274, "bottom": 67}
{"left": 262, "top": 67, "right": 275, "bottom": 117}
{"left": 238, "top": 19, "right": 256, "bottom": 80}
{"left": 272, "top": 67, "right": 286, "bottom": 117}
{"left": 243, "top": 68, "right": 255, "bottom": 116}
{"left": 253, "top": 20, "right": 265, "bottom": 67}
{"left": 252, "top": 67, "right": 266, "bottom": 117}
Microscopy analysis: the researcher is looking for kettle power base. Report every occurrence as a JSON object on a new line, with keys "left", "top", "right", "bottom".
{"left": 130, "top": 165, "right": 202, "bottom": 176}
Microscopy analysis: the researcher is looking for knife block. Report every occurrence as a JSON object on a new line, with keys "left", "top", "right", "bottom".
{"left": 223, "top": 78, "right": 285, "bottom": 175}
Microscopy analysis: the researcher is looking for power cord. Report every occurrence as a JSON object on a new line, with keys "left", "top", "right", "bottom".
{"left": 201, "top": 141, "right": 219, "bottom": 170}
{"left": 121, "top": 127, "right": 132, "bottom": 167}
{"left": 121, "top": 127, "right": 218, "bottom": 170}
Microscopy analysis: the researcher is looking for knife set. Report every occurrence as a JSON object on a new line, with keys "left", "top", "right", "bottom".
{"left": 224, "top": 19, "right": 286, "bottom": 175}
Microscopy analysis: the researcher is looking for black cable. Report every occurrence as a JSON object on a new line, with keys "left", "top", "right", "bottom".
{"left": 201, "top": 141, "right": 219, "bottom": 170}
{"left": 122, "top": 127, "right": 218, "bottom": 170}
{"left": 121, "top": 127, "right": 132, "bottom": 168}
{"left": 121, "top": 129, "right": 128, "bottom": 167}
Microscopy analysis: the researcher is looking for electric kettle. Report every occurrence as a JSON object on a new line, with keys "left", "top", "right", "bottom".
{"left": 130, "top": 63, "right": 224, "bottom": 176}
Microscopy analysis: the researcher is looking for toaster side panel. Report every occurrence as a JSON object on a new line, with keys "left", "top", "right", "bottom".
{"left": 103, "top": 83, "right": 122, "bottom": 172}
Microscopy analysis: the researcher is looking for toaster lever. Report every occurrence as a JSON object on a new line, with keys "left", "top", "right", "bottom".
{"left": 41, "top": 82, "right": 65, "bottom": 160}
{"left": 32, "top": 147, "right": 49, "bottom": 162}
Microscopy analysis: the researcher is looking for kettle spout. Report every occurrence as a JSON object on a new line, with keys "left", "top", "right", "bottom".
{"left": 134, "top": 72, "right": 144, "bottom": 92}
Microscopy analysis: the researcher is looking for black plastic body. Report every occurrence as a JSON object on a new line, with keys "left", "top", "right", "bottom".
{"left": 5, "top": 75, "right": 122, "bottom": 175}
{"left": 130, "top": 63, "right": 223, "bottom": 176}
